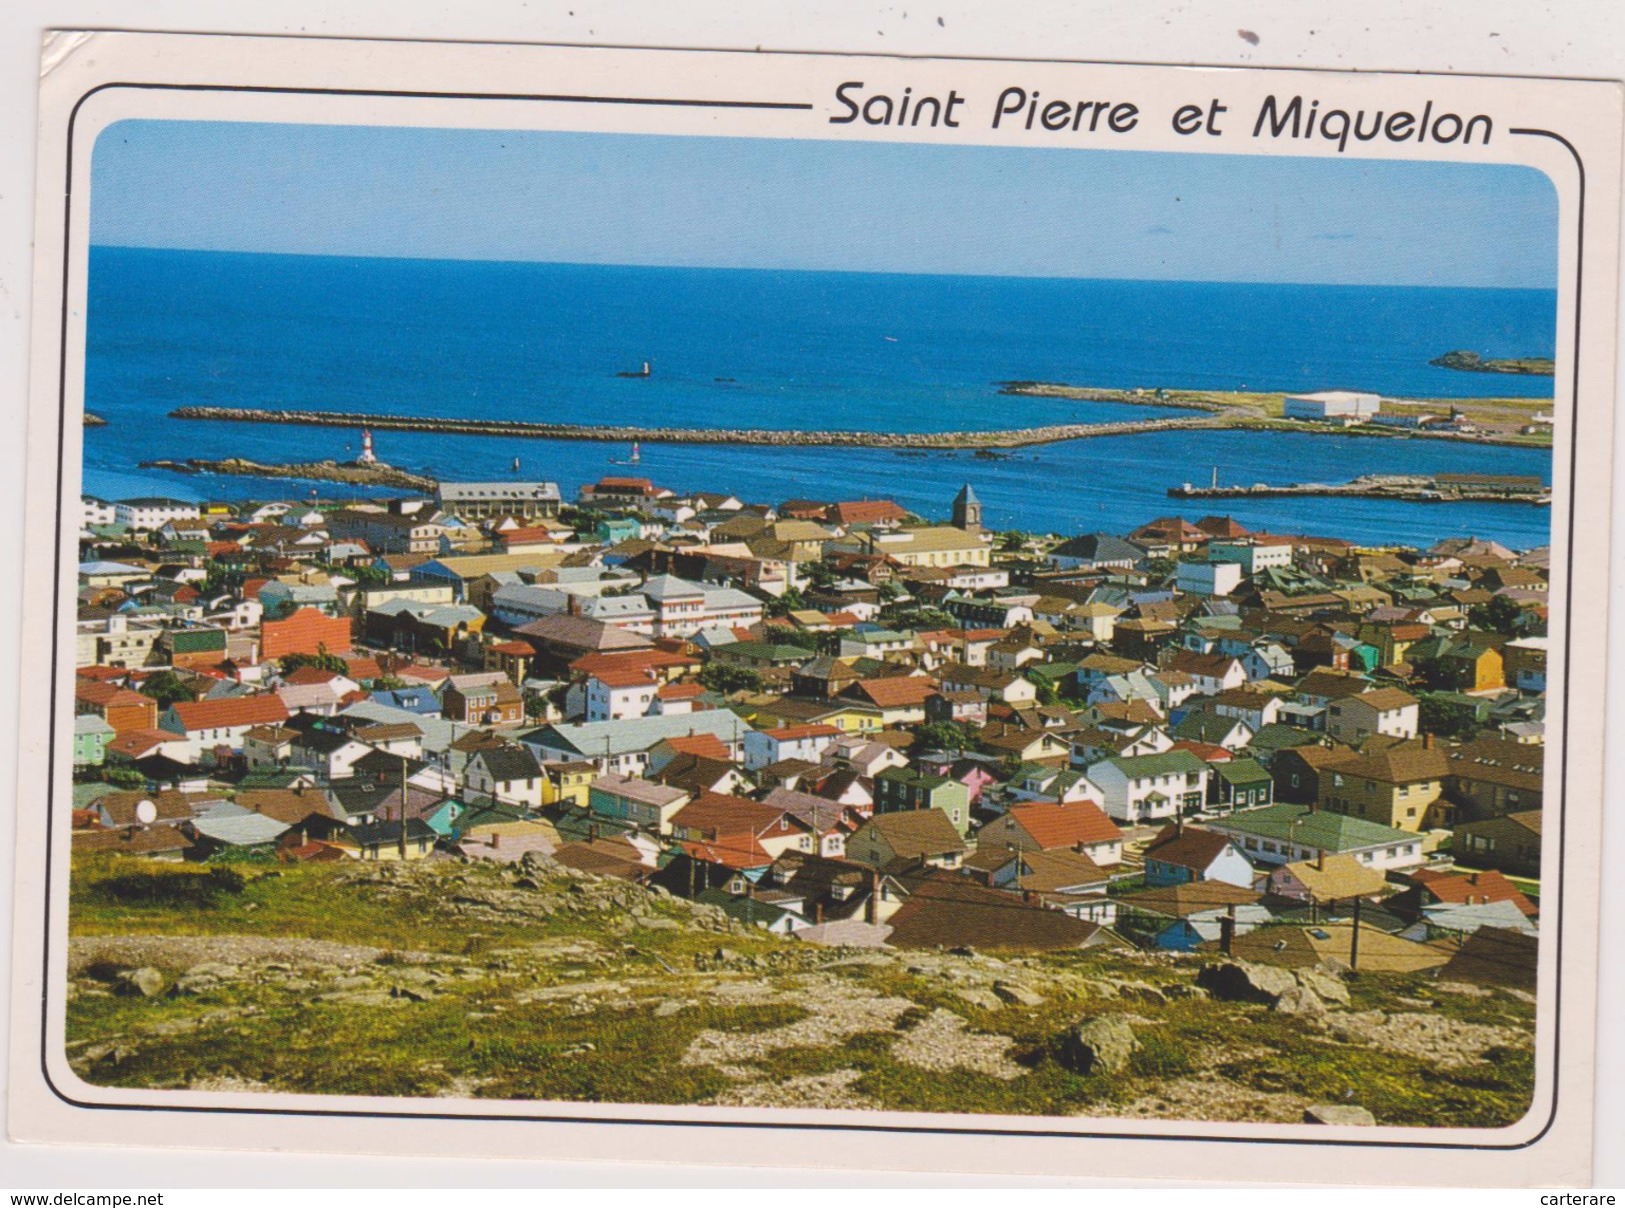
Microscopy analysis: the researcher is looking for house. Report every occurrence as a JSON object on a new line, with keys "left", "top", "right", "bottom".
{"left": 936, "top": 663, "right": 1038, "bottom": 707}
{"left": 1206, "top": 803, "right": 1426, "bottom": 872}
{"left": 463, "top": 744, "right": 547, "bottom": 809}
{"left": 1272, "top": 744, "right": 1352, "bottom": 805}
{"left": 978, "top": 727, "right": 1073, "bottom": 768}
{"left": 73, "top": 714, "right": 116, "bottom": 768}
{"left": 288, "top": 725, "right": 374, "bottom": 780}
{"left": 583, "top": 667, "right": 661, "bottom": 721}
{"left": 743, "top": 723, "right": 842, "bottom": 772}
{"left": 90, "top": 788, "right": 199, "bottom": 830}
{"left": 872, "top": 767, "right": 972, "bottom": 836}
{"left": 974, "top": 800, "right": 1123, "bottom": 866}
{"left": 332, "top": 817, "right": 439, "bottom": 861}
{"left": 1163, "top": 651, "right": 1248, "bottom": 695}
{"left": 1209, "top": 758, "right": 1274, "bottom": 812}
{"left": 1086, "top": 750, "right": 1209, "bottom": 825}
{"left": 1453, "top": 810, "right": 1542, "bottom": 878}
{"left": 1230, "top": 922, "right": 1449, "bottom": 974}
{"left": 159, "top": 694, "right": 290, "bottom": 762}
{"left": 1325, "top": 686, "right": 1420, "bottom": 745}
{"left": 1392, "top": 867, "right": 1537, "bottom": 920}
{"left": 1047, "top": 532, "right": 1145, "bottom": 572}
{"left": 523, "top": 711, "right": 751, "bottom": 776}
{"left": 1443, "top": 738, "right": 1544, "bottom": 819}
{"left": 756, "top": 788, "right": 860, "bottom": 858}
{"left": 1115, "top": 882, "right": 1269, "bottom": 951}
{"left": 670, "top": 792, "right": 816, "bottom": 862}
{"left": 1169, "top": 711, "right": 1255, "bottom": 752}
{"left": 75, "top": 680, "right": 159, "bottom": 735}
{"left": 883, "top": 869, "right": 1114, "bottom": 951}
{"left": 261, "top": 607, "right": 354, "bottom": 660}
{"left": 442, "top": 673, "right": 525, "bottom": 727}
{"left": 846, "top": 809, "right": 968, "bottom": 873}
{"left": 1141, "top": 824, "right": 1255, "bottom": 889}
{"left": 1264, "top": 853, "right": 1389, "bottom": 904}
{"left": 587, "top": 773, "right": 691, "bottom": 835}
{"left": 1317, "top": 739, "right": 1453, "bottom": 831}
{"left": 1175, "top": 560, "right": 1244, "bottom": 597}
{"left": 840, "top": 676, "right": 937, "bottom": 725}
{"left": 436, "top": 480, "right": 562, "bottom": 520}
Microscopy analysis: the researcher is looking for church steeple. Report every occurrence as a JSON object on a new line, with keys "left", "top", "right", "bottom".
{"left": 952, "top": 482, "right": 982, "bottom": 532}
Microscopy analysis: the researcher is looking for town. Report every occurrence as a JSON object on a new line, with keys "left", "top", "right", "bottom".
{"left": 66, "top": 444, "right": 1548, "bottom": 1118}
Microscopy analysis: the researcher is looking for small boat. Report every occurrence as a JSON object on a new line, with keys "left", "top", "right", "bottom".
{"left": 512, "top": 456, "right": 521, "bottom": 472}
{"left": 616, "top": 360, "right": 652, "bottom": 379}
{"left": 882, "top": 335, "right": 899, "bottom": 343}
{"left": 609, "top": 441, "right": 642, "bottom": 466}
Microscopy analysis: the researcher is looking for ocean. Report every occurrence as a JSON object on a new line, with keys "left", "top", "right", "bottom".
{"left": 83, "top": 246, "right": 1558, "bottom": 549}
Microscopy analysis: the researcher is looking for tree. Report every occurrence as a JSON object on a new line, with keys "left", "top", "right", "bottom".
{"left": 1469, "top": 593, "right": 1545, "bottom": 638}
{"left": 803, "top": 561, "right": 838, "bottom": 591}
{"left": 915, "top": 720, "right": 975, "bottom": 754}
{"left": 139, "top": 670, "right": 197, "bottom": 708}
{"left": 881, "top": 604, "right": 956, "bottom": 632}
{"left": 765, "top": 587, "right": 806, "bottom": 619}
{"left": 280, "top": 650, "right": 349, "bottom": 676}
{"left": 102, "top": 766, "right": 147, "bottom": 790}
{"left": 699, "top": 663, "right": 764, "bottom": 694}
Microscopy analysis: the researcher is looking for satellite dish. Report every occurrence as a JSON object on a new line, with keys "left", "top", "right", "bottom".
{"left": 134, "top": 799, "right": 158, "bottom": 825}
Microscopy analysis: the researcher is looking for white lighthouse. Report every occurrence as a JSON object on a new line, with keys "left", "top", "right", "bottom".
{"left": 356, "top": 428, "right": 377, "bottom": 465}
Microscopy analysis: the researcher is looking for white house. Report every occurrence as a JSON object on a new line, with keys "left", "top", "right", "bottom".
{"left": 1207, "top": 540, "right": 1294, "bottom": 575}
{"left": 584, "top": 669, "right": 659, "bottom": 722}
{"left": 1086, "top": 750, "right": 1210, "bottom": 824}
{"left": 463, "top": 745, "right": 547, "bottom": 809}
{"left": 1325, "top": 687, "right": 1420, "bottom": 745}
{"left": 1175, "top": 560, "right": 1244, "bottom": 597}
{"left": 115, "top": 497, "right": 200, "bottom": 531}
{"left": 743, "top": 723, "right": 843, "bottom": 772}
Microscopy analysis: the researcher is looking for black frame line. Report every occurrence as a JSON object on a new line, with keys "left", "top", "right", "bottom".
{"left": 34, "top": 75, "right": 1587, "bottom": 1157}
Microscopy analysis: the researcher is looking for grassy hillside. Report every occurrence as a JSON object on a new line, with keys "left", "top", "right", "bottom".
{"left": 66, "top": 855, "right": 1536, "bottom": 1124}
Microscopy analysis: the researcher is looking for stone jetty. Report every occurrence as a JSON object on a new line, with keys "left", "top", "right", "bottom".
{"left": 168, "top": 405, "right": 1219, "bottom": 450}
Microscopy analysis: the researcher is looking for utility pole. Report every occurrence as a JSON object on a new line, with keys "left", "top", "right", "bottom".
{"left": 398, "top": 753, "right": 409, "bottom": 861}
{"left": 1349, "top": 895, "right": 1362, "bottom": 972}
{"left": 1220, "top": 903, "right": 1236, "bottom": 956}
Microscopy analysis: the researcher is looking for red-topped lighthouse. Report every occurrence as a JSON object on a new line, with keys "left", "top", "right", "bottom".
{"left": 357, "top": 427, "right": 377, "bottom": 465}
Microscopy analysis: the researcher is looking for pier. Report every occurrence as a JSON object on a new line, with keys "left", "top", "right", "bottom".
{"left": 167, "top": 405, "right": 1220, "bottom": 451}
{"left": 1169, "top": 472, "right": 1550, "bottom": 506}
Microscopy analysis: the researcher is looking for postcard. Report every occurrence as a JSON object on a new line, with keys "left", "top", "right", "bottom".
{"left": 9, "top": 30, "right": 1621, "bottom": 1185}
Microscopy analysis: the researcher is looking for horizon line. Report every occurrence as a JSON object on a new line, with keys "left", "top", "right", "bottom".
{"left": 87, "top": 242, "right": 1560, "bottom": 293}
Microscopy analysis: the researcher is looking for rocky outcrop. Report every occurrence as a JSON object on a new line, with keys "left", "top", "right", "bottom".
{"left": 1197, "top": 960, "right": 1300, "bottom": 1004}
{"left": 1303, "top": 1104, "right": 1377, "bottom": 1126}
{"left": 1430, "top": 350, "right": 1554, "bottom": 376}
{"left": 1057, "top": 1016, "right": 1138, "bottom": 1075}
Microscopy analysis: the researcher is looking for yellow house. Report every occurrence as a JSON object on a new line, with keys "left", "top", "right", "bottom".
{"left": 1318, "top": 741, "right": 1454, "bottom": 832}
{"left": 545, "top": 760, "right": 596, "bottom": 809}
{"left": 330, "top": 818, "right": 437, "bottom": 861}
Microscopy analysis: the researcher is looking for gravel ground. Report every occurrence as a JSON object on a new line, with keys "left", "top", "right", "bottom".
{"left": 890, "top": 1008, "right": 1026, "bottom": 1081}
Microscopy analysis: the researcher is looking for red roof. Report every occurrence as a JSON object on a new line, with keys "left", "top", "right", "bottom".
{"left": 763, "top": 723, "right": 842, "bottom": 742}
{"left": 1006, "top": 801, "right": 1122, "bottom": 850}
{"left": 75, "top": 681, "right": 150, "bottom": 709}
{"left": 167, "top": 694, "right": 289, "bottom": 732}
{"left": 677, "top": 835, "right": 773, "bottom": 870}
{"left": 571, "top": 648, "right": 699, "bottom": 678}
{"left": 75, "top": 666, "right": 128, "bottom": 682}
{"left": 829, "top": 499, "right": 908, "bottom": 525}
{"left": 657, "top": 681, "right": 706, "bottom": 700}
{"left": 848, "top": 677, "right": 937, "bottom": 708}
{"left": 657, "top": 733, "right": 732, "bottom": 761}
{"left": 343, "top": 655, "right": 385, "bottom": 680}
{"left": 488, "top": 640, "right": 536, "bottom": 656}
{"left": 283, "top": 666, "right": 343, "bottom": 686}
{"left": 591, "top": 667, "right": 659, "bottom": 689}
{"left": 105, "top": 728, "right": 180, "bottom": 759}
{"left": 1143, "top": 824, "right": 1240, "bottom": 871}
{"left": 1410, "top": 868, "right": 1537, "bottom": 916}
{"left": 1169, "top": 740, "right": 1233, "bottom": 763}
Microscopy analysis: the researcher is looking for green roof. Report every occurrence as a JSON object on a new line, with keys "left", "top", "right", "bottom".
{"left": 1246, "top": 724, "right": 1322, "bottom": 752}
{"left": 1104, "top": 750, "right": 1208, "bottom": 778}
{"left": 1207, "top": 804, "right": 1415, "bottom": 851}
{"left": 1025, "top": 661, "right": 1078, "bottom": 684}
{"left": 1216, "top": 758, "right": 1272, "bottom": 785}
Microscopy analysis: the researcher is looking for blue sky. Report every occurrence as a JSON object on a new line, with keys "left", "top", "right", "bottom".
{"left": 90, "top": 119, "right": 1559, "bottom": 288}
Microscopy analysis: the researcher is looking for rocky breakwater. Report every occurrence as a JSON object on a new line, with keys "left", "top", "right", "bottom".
{"left": 139, "top": 455, "right": 438, "bottom": 493}
{"left": 168, "top": 405, "right": 1222, "bottom": 451}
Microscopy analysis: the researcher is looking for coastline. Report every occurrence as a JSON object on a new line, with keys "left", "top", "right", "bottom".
{"left": 1169, "top": 472, "right": 1550, "bottom": 506}
{"left": 139, "top": 456, "right": 438, "bottom": 493}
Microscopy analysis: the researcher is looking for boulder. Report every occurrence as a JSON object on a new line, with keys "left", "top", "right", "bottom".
{"left": 1197, "top": 960, "right": 1299, "bottom": 1005}
{"left": 955, "top": 987, "right": 1003, "bottom": 1011}
{"left": 1303, "top": 1104, "right": 1376, "bottom": 1126}
{"left": 112, "top": 967, "right": 166, "bottom": 998}
{"left": 1057, "top": 1016, "right": 1138, "bottom": 1076}
{"left": 1296, "top": 967, "right": 1351, "bottom": 1006}
{"left": 992, "top": 980, "right": 1045, "bottom": 1007}
{"left": 1112, "top": 980, "right": 1168, "bottom": 1005}
{"left": 1272, "top": 985, "right": 1328, "bottom": 1018}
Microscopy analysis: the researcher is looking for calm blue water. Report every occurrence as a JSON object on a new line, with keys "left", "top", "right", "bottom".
{"left": 84, "top": 247, "right": 1558, "bottom": 548}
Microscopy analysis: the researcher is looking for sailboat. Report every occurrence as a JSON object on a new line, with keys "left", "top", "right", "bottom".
{"left": 610, "top": 441, "right": 642, "bottom": 466}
